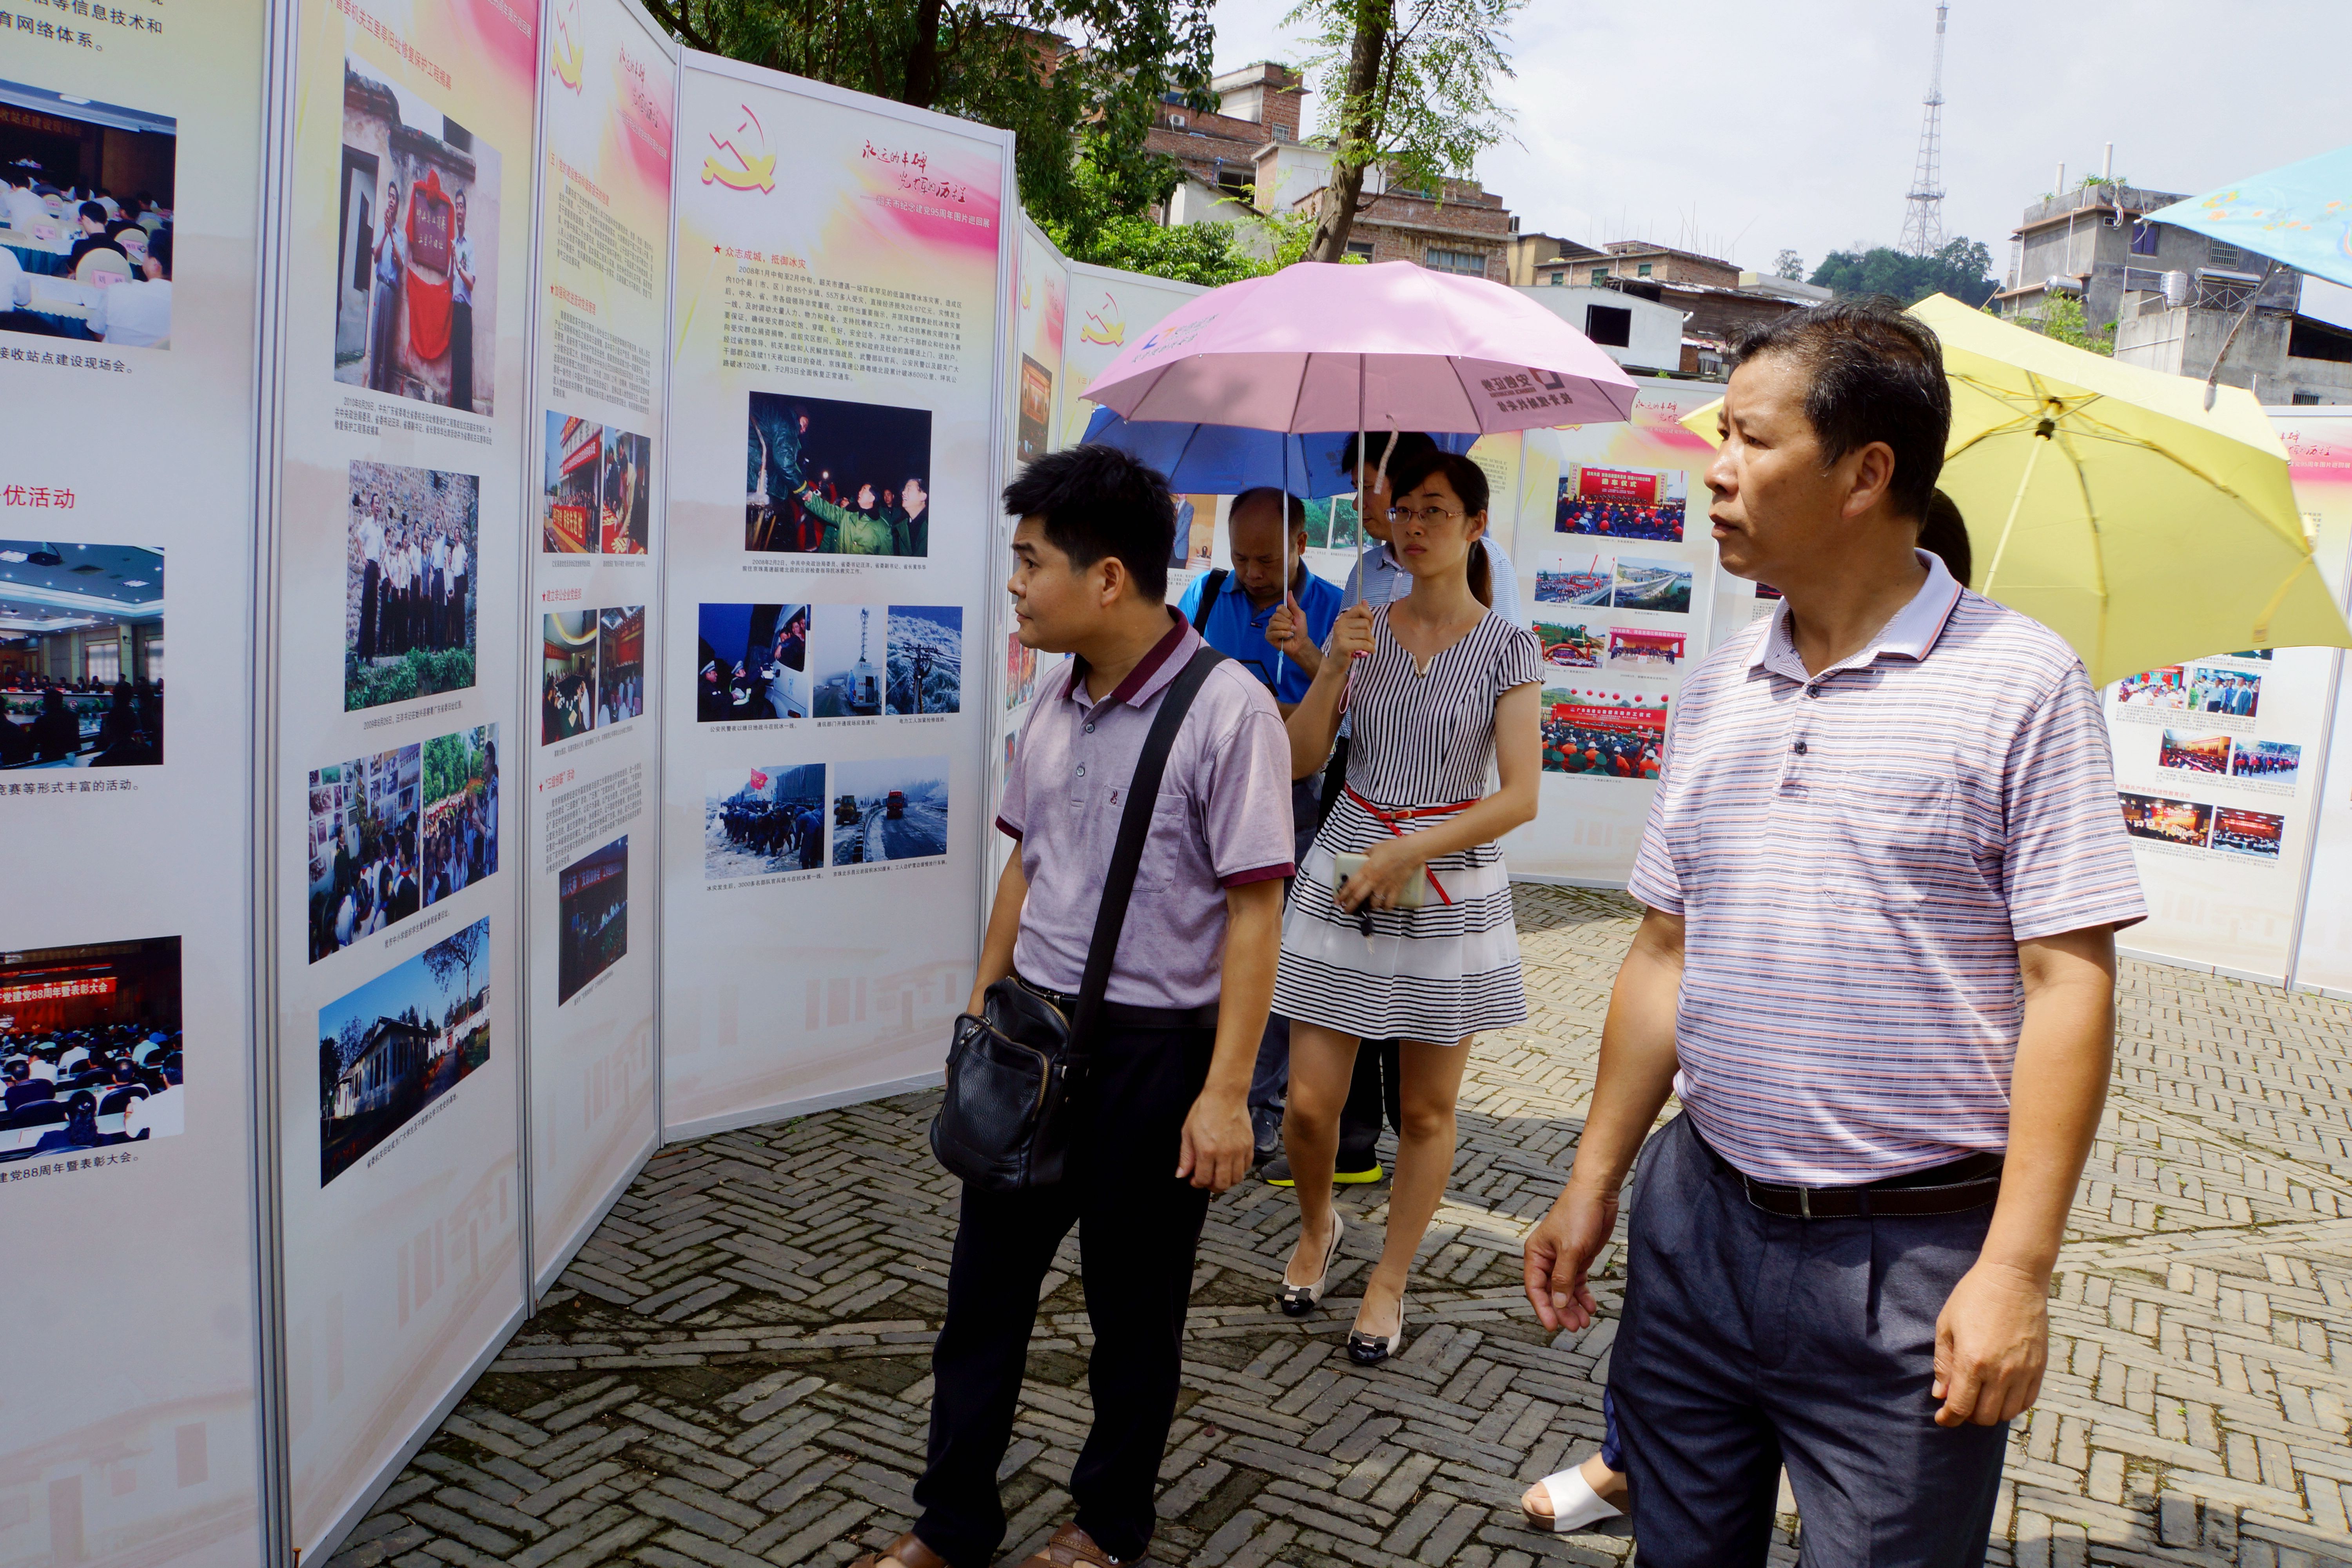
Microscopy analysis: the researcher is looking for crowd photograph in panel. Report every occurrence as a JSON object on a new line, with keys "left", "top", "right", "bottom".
{"left": 0, "top": 78, "right": 178, "bottom": 349}
{"left": 307, "top": 743, "right": 423, "bottom": 962}
{"left": 1, "top": 936, "right": 182, "bottom": 1163}
{"left": 1607, "top": 626, "right": 1687, "bottom": 671}
{"left": 744, "top": 392, "right": 931, "bottom": 556}
{"left": 597, "top": 607, "right": 645, "bottom": 727}
{"left": 2118, "top": 791, "right": 2214, "bottom": 848}
{"left": 2116, "top": 665, "right": 2191, "bottom": 709}
{"left": 333, "top": 57, "right": 499, "bottom": 412}
{"left": 556, "top": 835, "right": 628, "bottom": 1004}
{"left": 830, "top": 754, "right": 949, "bottom": 866}
{"left": 1535, "top": 555, "right": 1614, "bottom": 608}
{"left": 346, "top": 459, "right": 479, "bottom": 711}
{"left": 316, "top": 916, "right": 491, "bottom": 1185}
{"left": 2212, "top": 806, "right": 2287, "bottom": 860}
{"left": 2157, "top": 729, "right": 2230, "bottom": 775}
{"left": 2231, "top": 739, "right": 2300, "bottom": 783}
{"left": 886, "top": 604, "right": 962, "bottom": 715}
{"left": 1534, "top": 620, "right": 1603, "bottom": 670}
{"left": 421, "top": 724, "right": 498, "bottom": 908}
{"left": 0, "top": 540, "right": 163, "bottom": 768}
{"left": 1541, "top": 688, "right": 1666, "bottom": 779}
{"left": 542, "top": 610, "right": 597, "bottom": 742}
{"left": 1556, "top": 464, "right": 1686, "bottom": 543}
{"left": 696, "top": 601, "right": 808, "bottom": 722}
{"left": 705, "top": 762, "right": 826, "bottom": 880}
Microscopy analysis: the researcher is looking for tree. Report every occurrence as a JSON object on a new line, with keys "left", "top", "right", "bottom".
{"left": 422, "top": 731, "right": 471, "bottom": 807}
{"left": 1043, "top": 209, "right": 1324, "bottom": 287}
{"left": 2031, "top": 293, "right": 2113, "bottom": 356}
{"left": 423, "top": 922, "right": 487, "bottom": 1037}
{"left": 1289, "top": 0, "right": 1524, "bottom": 263}
{"left": 1808, "top": 236, "right": 1998, "bottom": 307}
{"left": 1773, "top": 248, "right": 1804, "bottom": 281}
{"left": 641, "top": 0, "right": 1215, "bottom": 247}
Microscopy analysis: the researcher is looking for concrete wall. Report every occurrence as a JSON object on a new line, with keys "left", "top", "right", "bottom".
{"left": 1515, "top": 285, "right": 1683, "bottom": 373}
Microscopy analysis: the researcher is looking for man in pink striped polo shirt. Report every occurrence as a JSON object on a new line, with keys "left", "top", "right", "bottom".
{"left": 1523, "top": 299, "right": 2146, "bottom": 1566}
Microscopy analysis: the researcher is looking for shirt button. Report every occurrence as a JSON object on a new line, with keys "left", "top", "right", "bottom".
{"left": 1792, "top": 740, "right": 1808, "bottom": 755}
{"left": 1076, "top": 764, "right": 1087, "bottom": 777}
{"left": 1805, "top": 685, "right": 1821, "bottom": 699}
{"left": 1084, "top": 722, "right": 1095, "bottom": 733}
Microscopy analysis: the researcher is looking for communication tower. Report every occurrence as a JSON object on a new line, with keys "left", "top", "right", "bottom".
{"left": 1899, "top": 2, "right": 1949, "bottom": 258}
{"left": 849, "top": 608, "right": 881, "bottom": 715}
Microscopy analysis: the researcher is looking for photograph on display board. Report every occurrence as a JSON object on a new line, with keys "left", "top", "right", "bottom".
{"left": 1, "top": 936, "right": 182, "bottom": 1163}
{"left": 2231, "top": 739, "right": 2300, "bottom": 784}
{"left": 306, "top": 744, "right": 423, "bottom": 962}
{"left": 746, "top": 392, "right": 931, "bottom": 557}
{"left": 1303, "top": 496, "right": 1361, "bottom": 552}
{"left": 1534, "top": 621, "right": 1603, "bottom": 670}
{"left": 333, "top": 58, "right": 499, "bottom": 413}
{"left": 812, "top": 605, "right": 885, "bottom": 717}
{"left": 2157, "top": 729, "right": 2230, "bottom": 776}
{"left": 601, "top": 427, "right": 651, "bottom": 554}
{"left": 1004, "top": 631, "right": 1038, "bottom": 710}
{"left": 421, "top": 724, "right": 498, "bottom": 908}
{"left": 542, "top": 611, "right": 597, "bottom": 742}
{"left": 1607, "top": 626, "right": 1688, "bottom": 671}
{"left": 0, "top": 540, "right": 163, "bottom": 769}
{"left": 0, "top": 79, "right": 177, "bottom": 349}
{"left": 2211, "top": 806, "right": 2286, "bottom": 860}
{"left": 2118, "top": 791, "right": 2213, "bottom": 848}
{"left": 1542, "top": 687, "right": 1666, "bottom": 779}
{"left": 542, "top": 411, "right": 602, "bottom": 553}
{"left": 316, "top": 916, "right": 490, "bottom": 1187}
{"left": 1171, "top": 495, "right": 1215, "bottom": 571}
{"left": 1558, "top": 465, "right": 1686, "bottom": 543}
{"left": 556, "top": 835, "right": 628, "bottom": 1004}
{"left": 596, "top": 607, "right": 645, "bottom": 727}
{"left": 832, "top": 755, "right": 949, "bottom": 866}
{"left": 706, "top": 763, "right": 825, "bottom": 881}
{"left": 2115, "top": 665, "right": 2189, "bottom": 710}
{"left": 347, "top": 460, "right": 478, "bottom": 711}
{"left": 1017, "top": 354, "right": 1052, "bottom": 464}
{"left": 2187, "top": 666, "right": 2261, "bottom": 719}
{"left": 1535, "top": 557, "right": 1613, "bottom": 608}
{"left": 695, "top": 602, "right": 808, "bottom": 722}
{"left": 1611, "top": 556, "right": 1692, "bottom": 615}
{"left": 887, "top": 605, "right": 962, "bottom": 716}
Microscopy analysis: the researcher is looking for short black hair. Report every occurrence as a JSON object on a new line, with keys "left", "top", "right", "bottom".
{"left": 1389, "top": 448, "right": 1488, "bottom": 517}
{"left": 1338, "top": 430, "right": 1439, "bottom": 480}
{"left": 1230, "top": 487, "right": 1306, "bottom": 532}
{"left": 1002, "top": 443, "right": 1175, "bottom": 601}
{"left": 1729, "top": 296, "right": 1950, "bottom": 522}
{"left": 78, "top": 200, "right": 105, "bottom": 225}
{"left": 1920, "top": 488, "right": 1972, "bottom": 585}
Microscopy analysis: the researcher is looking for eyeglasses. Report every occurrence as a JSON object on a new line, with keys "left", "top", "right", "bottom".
{"left": 1387, "top": 505, "right": 1465, "bottom": 526}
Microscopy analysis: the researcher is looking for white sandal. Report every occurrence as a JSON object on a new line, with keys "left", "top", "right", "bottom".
{"left": 1522, "top": 1466, "right": 1624, "bottom": 1534}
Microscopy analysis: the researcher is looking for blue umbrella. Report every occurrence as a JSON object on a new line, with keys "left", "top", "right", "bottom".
{"left": 2143, "top": 147, "right": 2352, "bottom": 289}
{"left": 1079, "top": 406, "right": 1476, "bottom": 498}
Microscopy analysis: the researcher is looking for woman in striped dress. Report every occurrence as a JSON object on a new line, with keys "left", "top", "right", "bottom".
{"left": 1269, "top": 449, "right": 1542, "bottom": 1362}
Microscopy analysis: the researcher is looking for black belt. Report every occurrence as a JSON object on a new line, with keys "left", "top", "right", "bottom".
{"left": 1696, "top": 1127, "right": 2004, "bottom": 1219}
{"left": 1014, "top": 975, "right": 1219, "bottom": 1033}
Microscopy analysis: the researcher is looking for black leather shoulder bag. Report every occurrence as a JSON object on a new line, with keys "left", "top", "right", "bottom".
{"left": 930, "top": 645, "right": 1226, "bottom": 1191}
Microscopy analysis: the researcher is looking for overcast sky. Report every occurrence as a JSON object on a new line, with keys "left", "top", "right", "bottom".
{"left": 1206, "top": 0, "right": 2352, "bottom": 323}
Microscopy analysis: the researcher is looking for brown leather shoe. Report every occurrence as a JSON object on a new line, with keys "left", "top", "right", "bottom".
{"left": 848, "top": 1532, "right": 949, "bottom": 1568}
{"left": 1018, "top": 1523, "right": 1140, "bottom": 1567}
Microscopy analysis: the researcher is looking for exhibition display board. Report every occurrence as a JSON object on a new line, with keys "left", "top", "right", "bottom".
{"left": 2282, "top": 410, "right": 2352, "bottom": 998}
{"left": 522, "top": 0, "right": 671, "bottom": 1294}
{"left": 0, "top": 2, "right": 271, "bottom": 1561}
{"left": 261, "top": 0, "right": 536, "bottom": 1548}
{"left": 656, "top": 56, "right": 1009, "bottom": 1138}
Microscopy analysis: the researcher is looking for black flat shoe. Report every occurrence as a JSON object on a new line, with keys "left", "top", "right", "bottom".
{"left": 1278, "top": 1212, "right": 1344, "bottom": 1317}
{"left": 1347, "top": 1294, "right": 1407, "bottom": 1363}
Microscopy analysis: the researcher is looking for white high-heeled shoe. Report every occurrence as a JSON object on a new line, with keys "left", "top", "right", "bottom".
{"left": 1278, "top": 1211, "right": 1344, "bottom": 1317}
{"left": 1346, "top": 1292, "right": 1407, "bottom": 1364}
{"left": 1523, "top": 1465, "right": 1624, "bottom": 1534}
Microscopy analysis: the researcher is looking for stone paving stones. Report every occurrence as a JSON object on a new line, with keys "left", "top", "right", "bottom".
{"left": 331, "top": 887, "right": 2352, "bottom": 1566}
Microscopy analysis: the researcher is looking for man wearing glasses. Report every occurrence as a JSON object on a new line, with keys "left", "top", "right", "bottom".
{"left": 1174, "top": 487, "right": 1344, "bottom": 1168}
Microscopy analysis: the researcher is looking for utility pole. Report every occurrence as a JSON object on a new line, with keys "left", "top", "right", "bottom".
{"left": 1899, "top": 2, "right": 1949, "bottom": 258}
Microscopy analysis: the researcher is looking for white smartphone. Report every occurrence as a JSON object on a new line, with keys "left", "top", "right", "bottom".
{"left": 1332, "top": 851, "right": 1425, "bottom": 909}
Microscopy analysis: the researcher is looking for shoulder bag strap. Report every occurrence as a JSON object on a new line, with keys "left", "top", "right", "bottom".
{"left": 1072, "top": 645, "right": 1226, "bottom": 1045}
{"left": 1190, "top": 569, "right": 1228, "bottom": 632}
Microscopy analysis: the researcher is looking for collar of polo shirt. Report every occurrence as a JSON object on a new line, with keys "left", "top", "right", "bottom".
{"left": 1751, "top": 548, "right": 1967, "bottom": 681}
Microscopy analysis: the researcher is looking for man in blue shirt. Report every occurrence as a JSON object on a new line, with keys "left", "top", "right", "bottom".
{"left": 1174, "top": 488, "right": 1350, "bottom": 1168}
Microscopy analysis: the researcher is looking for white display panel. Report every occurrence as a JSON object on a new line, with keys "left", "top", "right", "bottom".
{"left": 2281, "top": 410, "right": 2352, "bottom": 996}
{"left": 0, "top": 2, "right": 270, "bottom": 1560}
{"left": 262, "top": 0, "right": 535, "bottom": 1550}
{"left": 522, "top": 0, "right": 672, "bottom": 1295}
{"left": 659, "top": 55, "right": 1010, "bottom": 1136}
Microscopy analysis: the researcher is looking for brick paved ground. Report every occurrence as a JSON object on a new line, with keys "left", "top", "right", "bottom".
{"left": 330, "top": 887, "right": 2352, "bottom": 1568}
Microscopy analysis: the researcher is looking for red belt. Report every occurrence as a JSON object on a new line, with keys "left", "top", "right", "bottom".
{"left": 1342, "top": 786, "right": 1475, "bottom": 906}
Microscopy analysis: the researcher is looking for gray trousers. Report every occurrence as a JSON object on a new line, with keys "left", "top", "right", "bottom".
{"left": 1612, "top": 1114, "right": 2010, "bottom": 1568}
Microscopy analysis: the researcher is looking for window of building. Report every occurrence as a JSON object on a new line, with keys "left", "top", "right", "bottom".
{"left": 1216, "top": 167, "right": 1253, "bottom": 198}
{"left": 2129, "top": 220, "right": 2160, "bottom": 257}
{"left": 2292, "top": 392, "right": 2325, "bottom": 405}
{"left": 1637, "top": 262, "right": 1653, "bottom": 278}
{"left": 1346, "top": 239, "right": 1376, "bottom": 260}
{"left": 85, "top": 641, "right": 120, "bottom": 685}
{"left": 1271, "top": 122, "right": 1291, "bottom": 142}
{"left": 1426, "top": 247, "right": 1486, "bottom": 276}
{"left": 1549, "top": 270, "right": 1566, "bottom": 286}
{"left": 2207, "top": 239, "right": 2247, "bottom": 270}
{"left": 1584, "top": 304, "right": 1632, "bottom": 348}
{"left": 1590, "top": 267, "right": 1608, "bottom": 285}
{"left": 140, "top": 636, "right": 162, "bottom": 683}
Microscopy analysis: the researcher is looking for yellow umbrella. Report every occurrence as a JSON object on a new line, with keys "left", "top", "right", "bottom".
{"left": 1677, "top": 292, "right": 2350, "bottom": 686}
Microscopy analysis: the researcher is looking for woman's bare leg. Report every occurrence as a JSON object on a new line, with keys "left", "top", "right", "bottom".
{"left": 1282, "top": 1023, "right": 1360, "bottom": 1284}
{"left": 1355, "top": 1036, "right": 1473, "bottom": 1337}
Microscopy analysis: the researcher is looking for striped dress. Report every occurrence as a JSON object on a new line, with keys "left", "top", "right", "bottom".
{"left": 1274, "top": 606, "right": 1543, "bottom": 1043}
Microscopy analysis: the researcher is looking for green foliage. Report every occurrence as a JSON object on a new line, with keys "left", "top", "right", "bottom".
{"left": 1043, "top": 210, "right": 1332, "bottom": 288}
{"left": 422, "top": 730, "right": 482, "bottom": 805}
{"left": 2032, "top": 293, "right": 2114, "bottom": 356}
{"left": 641, "top": 0, "right": 1214, "bottom": 247}
{"left": 1808, "top": 237, "right": 1999, "bottom": 307}
{"left": 347, "top": 648, "right": 475, "bottom": 713}
{"left": 1773, "top": 249, "right": 1804, "bottom": 281}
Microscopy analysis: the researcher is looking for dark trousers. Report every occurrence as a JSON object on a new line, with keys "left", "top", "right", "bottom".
{"left": 359, "top": 562, "right": 378, "bottom": 658}
{"left": 1612, "top": 1115, "right": 2009, "bottom": 1568}
{"left": 449, "top": 299, "right": 473, "bottom": 411}
{"left": 914, "top": 1019, "right": 1215, "bottom": 1568}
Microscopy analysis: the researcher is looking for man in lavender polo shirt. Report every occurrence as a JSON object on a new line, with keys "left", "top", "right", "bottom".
{"left": 856, "top": 446, "right": 1290, "bottom": 1568}
{"left": 1522, "top": 300, "right": 2146, "bottom": 1566}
